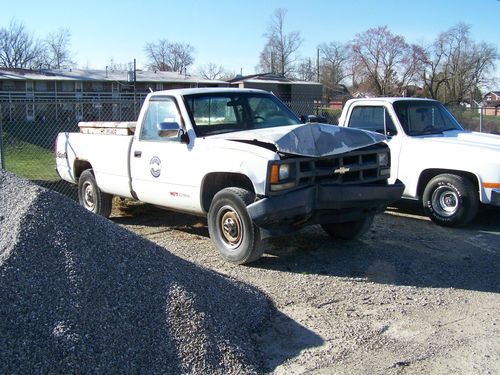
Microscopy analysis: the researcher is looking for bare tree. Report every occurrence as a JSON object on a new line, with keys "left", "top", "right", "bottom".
{"left": 107, "top": 57, "right": 129, "bottom": 71}
{"left": 258, "top": 8, "right": 302, "bottom": 77}
{"left": 0, "top": 19, "right": 45, "bottom": 69}
{"left": 297, "top": 58, "right": 316, "bottom": 81}
{"left": 350, "top": 26, "right": 424, "bottom": 96}
{"left": 319, "top": 42, "right": 350, "bottom": 84}
{"left": 144, "top": 39, "right": 195, "bottom": 73}
{"left": 167, "top": 42, "right": 195, "bottom": 73}
{"left": 44, "top": 28, "right": 74, "bottom": 69}
{"left": 318, "top": 41, "right": 351, "bottom": 98}
{"left": 257, "top": 41, "right": 276, "bottom": 74}
{"left": 144, "top": 39, "right": 169, "bottom": 71}
{"left": 197, "top": 62, "right": 231, "bottom": 80}
{"left": 423, "top": 23, "right": 497, "bottom": 104}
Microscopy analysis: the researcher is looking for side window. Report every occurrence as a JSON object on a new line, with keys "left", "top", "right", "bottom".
{"left": 140, "top": 98, "right": 181, "bottom": 141}
{"left": 348, "top": 106, "right": 397, "bottom": 136}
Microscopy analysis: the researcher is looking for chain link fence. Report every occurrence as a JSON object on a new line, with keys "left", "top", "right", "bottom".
{"left": 0, "top": 98, "right": 140, "bottom": 198}
{"left": 0, "top": 96, "right": 498, "bottom": 199}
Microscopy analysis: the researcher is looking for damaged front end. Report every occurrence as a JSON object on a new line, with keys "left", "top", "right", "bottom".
{"left": 238, "top": 123, "right": 404, "bottom": 237}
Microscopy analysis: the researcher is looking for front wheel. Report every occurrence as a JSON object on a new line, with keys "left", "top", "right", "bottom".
{"left": 321, "top": 216, "right": 374, "bottom": 240}
{"left": 78, "top": 169, "right": 113, "bottom": 217}
{"left": 422, "top": 174, "right": 478, "bottom": 227}
{"left": 208, "top": 187, "right": 263, "bottom": 264}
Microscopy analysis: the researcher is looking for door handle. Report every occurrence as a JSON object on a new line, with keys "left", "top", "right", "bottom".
{"left": 134, "top": 150, "right": 142, "bottom": 158}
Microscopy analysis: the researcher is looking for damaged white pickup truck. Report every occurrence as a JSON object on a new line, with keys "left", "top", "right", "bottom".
{"left": 56, "top": 88, "right": 404, "bottom": 264}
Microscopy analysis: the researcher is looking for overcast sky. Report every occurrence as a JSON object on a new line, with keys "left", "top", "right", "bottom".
{"left": 1, "top": 0, "right": 499, "bottom": 84}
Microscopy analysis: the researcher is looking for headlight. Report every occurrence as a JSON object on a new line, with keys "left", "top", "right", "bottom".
{"left": 279, "top": 164, "right": 290, "bottom": 180}
{"left": 269, "top": 162, "right": 296, "bottom": 192}
{"left": 378, "top": 152, "right": 389, "bottom": 167}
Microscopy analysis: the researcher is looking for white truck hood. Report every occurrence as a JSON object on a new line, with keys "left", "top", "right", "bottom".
{"left": 419, "top": 131, "right": 500, "bottom": 153}
{"left": 208, "top": 123, "right": 386, "bottom": 157}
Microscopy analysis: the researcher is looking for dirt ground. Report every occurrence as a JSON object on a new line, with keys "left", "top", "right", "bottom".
{"left": 112, "top": 199, "right": 500, "bottom": 374}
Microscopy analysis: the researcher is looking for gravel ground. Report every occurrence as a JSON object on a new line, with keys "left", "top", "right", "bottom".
{"left": 0, "top": 171, "right": 270, "bottom": 374}
{"left": 2, "top": 171, "right": 499, "bottom": 374}
{"left": 112, "top": 198, "right": 500, "bottom": 374}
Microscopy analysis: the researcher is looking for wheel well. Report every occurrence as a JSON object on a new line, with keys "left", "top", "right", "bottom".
{"left": 417, "top": 169, "right": 479, "bottom": 198}
{"left": 74, "top": 160, "right": 92, "bottom": 179}
{"left": 201, "top": 173, "right": 254, "bottom": 213}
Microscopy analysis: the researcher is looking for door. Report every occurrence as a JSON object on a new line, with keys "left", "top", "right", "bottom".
{"left": 129, "top": 96, "right": 200, "bottom": 212}
{"left": 346, "top": 105, "right": 402, "bottom": 184}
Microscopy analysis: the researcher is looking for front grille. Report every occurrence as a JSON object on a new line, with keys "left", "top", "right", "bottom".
{"left": 304, "top": 149, "right": 382, "bottom": 185}
{"left": 268, "top": 144, "right": 390, "bottom": 195}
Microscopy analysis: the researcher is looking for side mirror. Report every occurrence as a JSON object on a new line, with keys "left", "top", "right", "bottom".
{"left": 157, "top": 122, "right": 189, "bottom": 143}
{"left": 157, "top": 121, "right": 181, "bottom": 137}
{"left": 300, "top": 114, "right": 328, "bottom": 123}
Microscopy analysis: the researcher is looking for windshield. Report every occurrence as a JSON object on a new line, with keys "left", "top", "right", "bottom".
{"left": 183, "top": 92, "right": 301, "bottom": 136}
{"left": 393, "top": 100, "right": 463, "bottom": 136}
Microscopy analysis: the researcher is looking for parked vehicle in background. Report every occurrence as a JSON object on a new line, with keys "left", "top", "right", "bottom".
{"left": 338, "top": 97, "right": 500, "bottom": 227}
{"left": 55, "top": 88, "right": 404, "bottom": 264}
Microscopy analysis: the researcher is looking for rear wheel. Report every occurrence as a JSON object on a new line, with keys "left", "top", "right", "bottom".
{"left": 422, "top": 174, "right": 478, "bottom": 227}
{"left": 78, "top": 169, "right": 112, "bottom": 217}
{"left": 321, "top": 216, "right": 374, "bottom": 240}
{"left": 208, "top": 187, "right": 263, "bottom": 264}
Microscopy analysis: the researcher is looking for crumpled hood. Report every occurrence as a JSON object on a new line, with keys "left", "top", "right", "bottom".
{"left": 209, "top": 123, "right": 386, "bottom": 157}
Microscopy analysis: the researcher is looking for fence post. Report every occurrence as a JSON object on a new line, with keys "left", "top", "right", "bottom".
{"left": 479, "top": 106, "right": 483, "bottom": 133}
{"left": 0, "top": 107, "right": 4, "bottom": 170}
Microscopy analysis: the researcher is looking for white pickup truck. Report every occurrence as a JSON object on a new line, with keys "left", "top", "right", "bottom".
{"left": 56, "top": 88, "right": 404, "bottom": 264}
{"left": 338, "top": 97, "right": 500, "bottom": 227}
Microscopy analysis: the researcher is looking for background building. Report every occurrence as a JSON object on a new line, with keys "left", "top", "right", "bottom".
{"left": 0, "top": 68, "right": 227, "bottom": 122}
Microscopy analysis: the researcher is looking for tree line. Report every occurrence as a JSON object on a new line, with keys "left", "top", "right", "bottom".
{"left": 258, "top": 9, "right": 498, "bottom": 105}
{"left": 0, "top": 20, "right": 74, "bottom": 70}
{"left": 1, "top": 11, "right": 498, "bottom": 105}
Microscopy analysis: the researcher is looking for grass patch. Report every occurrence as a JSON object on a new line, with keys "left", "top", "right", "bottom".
{"left": 4, "top": 140, "right": 58, "bottom": 181}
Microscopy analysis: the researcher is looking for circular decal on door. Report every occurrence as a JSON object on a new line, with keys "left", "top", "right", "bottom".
{"left": 150, "top": 156, "right": 161, "bottom": 178}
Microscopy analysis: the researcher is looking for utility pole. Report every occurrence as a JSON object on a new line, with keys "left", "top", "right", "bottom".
{"left": 317, "top": 48, "right": 320, "bottom": 83}
{"left": 133, "top": 58, "right": 137, "bottom": 117}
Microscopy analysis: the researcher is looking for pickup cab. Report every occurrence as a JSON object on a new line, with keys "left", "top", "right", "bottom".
{"left": 56, "top": 88, "right": 404, "bottom": 264}
{"left": 338, "top": 97, "right": 500, "bottom": 227}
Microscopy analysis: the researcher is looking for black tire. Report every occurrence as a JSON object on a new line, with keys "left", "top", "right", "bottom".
{"left": 78, "top": 169, "right": 113, "bottom": 218}
{"left": 422, "top": 174, "right": 478, "bottom": 227}
{"left": 321, "top": 216, "right": 374, "bottom": 240}
{"left": 208, "top": 187, "right": 263, "bottom": 264}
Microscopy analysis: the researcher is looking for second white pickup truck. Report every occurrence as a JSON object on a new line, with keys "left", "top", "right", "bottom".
{"left": 338, "top": 97, "right": 500, "bottom": 227}
{"left": 56, "top": 88, "right": 404, "bottom": 264}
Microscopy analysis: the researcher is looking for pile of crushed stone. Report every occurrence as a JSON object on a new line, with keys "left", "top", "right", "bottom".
{"left": 0, "top": 170, "right": 270, "bottom": 374}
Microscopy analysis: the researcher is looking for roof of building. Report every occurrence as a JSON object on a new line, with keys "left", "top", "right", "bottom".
{"left": 0, "top": 68, "right": 226, "bottom": 85}
{"left": 484, "top": 91, "right": 500, "bottom": 97}
{"left": 228, "top": 72, "right": 321, "bottom": 86}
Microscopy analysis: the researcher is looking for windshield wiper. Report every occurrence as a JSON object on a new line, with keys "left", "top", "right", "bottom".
{"left": 409, "top": 129, "right": 442, "bottom": 136}
{"left": 440, "top": 127, "right": 459, "bottom": 132}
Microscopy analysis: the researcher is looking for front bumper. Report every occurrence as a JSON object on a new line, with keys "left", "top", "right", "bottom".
{"left": 247, "top": 181, "right": 405, "bottom": 237}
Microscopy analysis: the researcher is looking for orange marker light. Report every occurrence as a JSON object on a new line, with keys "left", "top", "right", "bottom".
{"left": 270, "top": 164, "right": 280, "bottom": 184}
{"left": 483, "top": 182, "right": 500, "bottom": 189}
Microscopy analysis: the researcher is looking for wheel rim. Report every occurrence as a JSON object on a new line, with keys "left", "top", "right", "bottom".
{"left": 218, "top": 205, "right": 243, "bottom": 249}
{"left": 431, "top": 186, "right": 459, "bottom": 217}
{"left": 82, "top": 181, "right": 95, "bottom": 211}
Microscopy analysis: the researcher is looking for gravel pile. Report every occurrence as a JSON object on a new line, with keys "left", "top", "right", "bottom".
{"left": 0, "top": 170, "right": 270, "bottom": 374}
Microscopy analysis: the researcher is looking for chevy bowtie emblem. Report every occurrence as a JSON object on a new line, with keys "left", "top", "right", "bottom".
{"left": 334, "top": 166, "right": 350, "bottom": 174}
